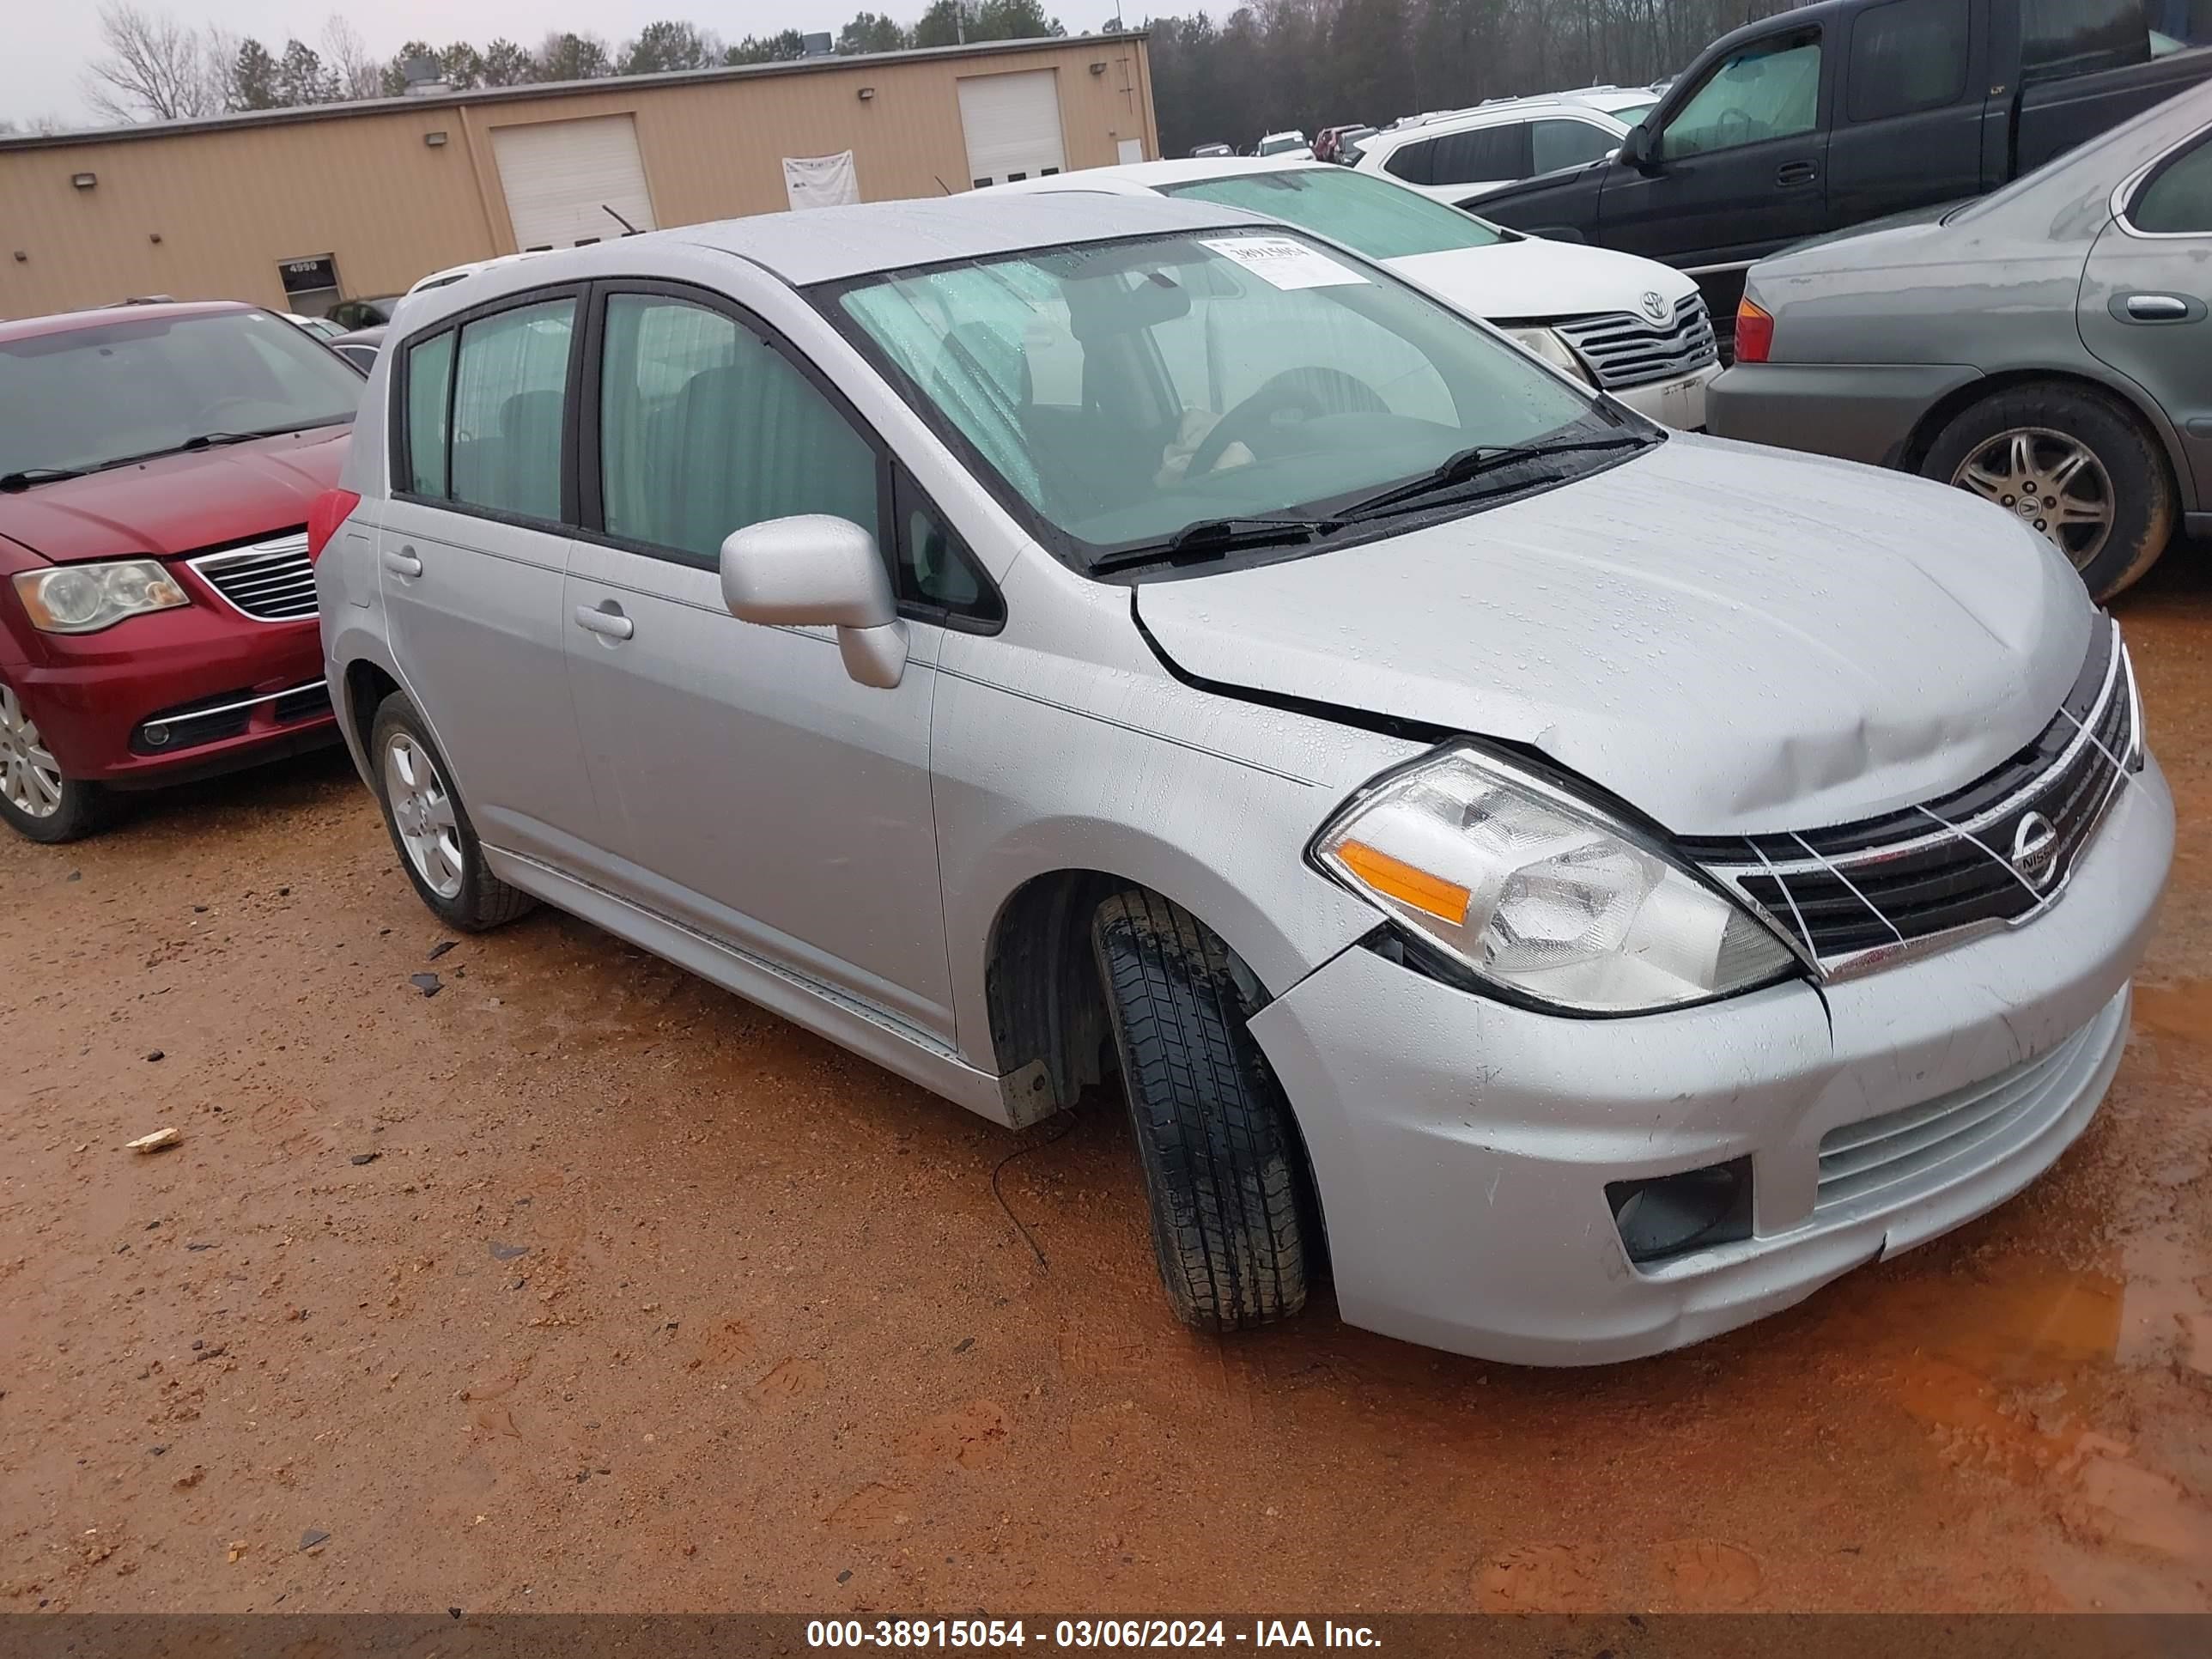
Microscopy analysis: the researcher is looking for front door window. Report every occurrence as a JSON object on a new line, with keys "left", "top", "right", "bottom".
{"left": 1663, "top": 29, "right": 1823, "bottom": 159}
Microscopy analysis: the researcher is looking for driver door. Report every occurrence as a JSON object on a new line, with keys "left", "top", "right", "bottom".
{"left": 1599, "top": 21, "right": 1833, "bottom": 271}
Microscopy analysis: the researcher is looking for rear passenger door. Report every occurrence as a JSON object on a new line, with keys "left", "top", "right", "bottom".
{"left": 1384, "top": 122, "right": 1531, "bottom": 198}
{"left": 378, "top": 289, "right": 601, "bottom": 865}
{"left": 561, "top": 283, "right": 971, "bottom": 1042}
{"left": 1826, "top": 0, "right": 1989, "bottom": 228}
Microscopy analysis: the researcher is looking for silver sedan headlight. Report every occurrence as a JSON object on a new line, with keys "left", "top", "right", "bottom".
{"left": 12, "top": 560, "right": 189, "bottom": 634}
{"left": 1503, "top": 326, "right": 1595, "bottom": 386}
{"left": 1312, "top": 745, "right": 1801, "bottom": 1013}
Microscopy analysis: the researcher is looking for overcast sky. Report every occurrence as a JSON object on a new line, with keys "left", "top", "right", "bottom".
{"left": 6, "top": 2, "right": 1069, "bottom": 127}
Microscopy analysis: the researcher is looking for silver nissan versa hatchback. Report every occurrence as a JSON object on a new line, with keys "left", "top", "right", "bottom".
{"left": 317, "top": 193, "right": 2172, "bottom": 1365}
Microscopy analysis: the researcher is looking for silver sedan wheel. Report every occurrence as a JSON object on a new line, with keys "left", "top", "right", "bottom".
{"left": 1951, "top": 427, "right": 2115, "bottom": 572}
{"left": 382, "top": 732, "right": 465, "bottom": 900}
{"left": 0, "top": 684, "right": 65, "bottom": 819}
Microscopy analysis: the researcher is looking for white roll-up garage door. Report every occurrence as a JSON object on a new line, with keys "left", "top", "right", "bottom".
{"left": 957, "top": 70, "right": 1067, "bottom": 189}
{"left": 492, "top": 115, "right": 659, "bottom": 251}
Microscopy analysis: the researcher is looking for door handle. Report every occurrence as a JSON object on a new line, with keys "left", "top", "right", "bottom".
{"left": 573, "top": 603, "right": 635, "bottom": 641}
{"left": 382, "top": 546, "right": 422, "bottom": 578}
{"left": 2124, "top": 293, "right": 2196, "bottom": 323}
{"left": 1775, "top": 161, "right": 1818, "bottom": 186}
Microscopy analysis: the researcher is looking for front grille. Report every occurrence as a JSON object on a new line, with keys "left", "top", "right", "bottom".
{"left": 1815, "top": 1004, "right": 2112, "bottom": 1211}
{"left": 189, "top": 532, "right": 317, "bottom": 621}
{"left": 1549, "top": 295, "right": 1719, "bottom": 391}
{"left": 1681, "top": 619, "right": 2138, "bottom": 972}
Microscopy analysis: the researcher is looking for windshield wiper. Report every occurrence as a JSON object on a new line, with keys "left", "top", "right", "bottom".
{"left": 90, "top": 422, "right": 340, "bottom": 473}
{"left": 1340, "top": 435, "right": 1649, "bottom": 522}
{"left": 1091, "top": 514, "right": 1345, "bottom": 574}
{"left": 0, "top": 467, "right": 88, "bottom": 492}
{"left": 179, "top": 430, "right": 270, "bottom": 451}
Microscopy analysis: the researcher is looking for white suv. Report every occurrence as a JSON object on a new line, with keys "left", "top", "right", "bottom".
{"left": 1355, "top": 91, "right": 1658, "bottom": 203}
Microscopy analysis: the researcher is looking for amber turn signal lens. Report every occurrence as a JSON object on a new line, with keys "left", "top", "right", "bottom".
{"left": 1335, "top": 839, "right": 1471, "bottom": 925}
{"left": 1734, "top": 299, "right": 1775, "bottom": 366}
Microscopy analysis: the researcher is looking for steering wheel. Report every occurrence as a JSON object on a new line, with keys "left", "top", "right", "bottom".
{"left": 1187, "top": 367, "right": 1390, "bottom": 479}
{"left": 1713, "top": 108, "right": 1757, "bottom": 149}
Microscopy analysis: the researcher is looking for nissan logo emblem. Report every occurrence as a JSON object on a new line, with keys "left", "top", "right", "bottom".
{"left": 1641, "top": 290, "right": 1669, "bottom": 323}
{"left": 2010, "top": 811, "right": 2061, "bottom": 890}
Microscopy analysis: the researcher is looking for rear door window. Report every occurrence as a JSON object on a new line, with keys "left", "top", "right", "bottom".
{"left": 1847, "top": 0, "right": 1971, "bottom": 121}
{"left": 1426, "top": 123, "right": 1529, "bottom": 186}
{"left": 447, "top": 298, "right": 576, "bottom": 521}
{"left": 1531, "top": 118, "right": 1620, "bottom": 174}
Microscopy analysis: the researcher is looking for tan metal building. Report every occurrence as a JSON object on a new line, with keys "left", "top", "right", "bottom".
{"left": 0, "top": 33, "right": 1157, "bottom": 320}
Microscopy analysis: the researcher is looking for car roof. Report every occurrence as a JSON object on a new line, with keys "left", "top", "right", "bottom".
{"left": 398, "top": 191, "right": 1265, "bottom": 326}
{"left": 0, "top": 299, "right": 255, "bottom": 345}
{"left": 985, "top": 155, "right": 1327, "bottom": 198}
{"left": 1362, "top": 97, "right": 1631, "bottom": 151}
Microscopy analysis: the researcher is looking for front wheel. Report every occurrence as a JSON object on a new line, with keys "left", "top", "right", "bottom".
{"left": 368, "top": 692, "right": 534, "bottom": 931}
{"left": 1091, "top": 889, "right": 1311, "bottom": 1333}
{"left": 0, "top": 680, "right": 106, "bottom": 843}
{"left": 1922, "top": 384, "right": 2175, "bottom": 601}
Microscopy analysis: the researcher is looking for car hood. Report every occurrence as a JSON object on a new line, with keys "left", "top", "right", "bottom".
{"left": 0, "top": 426, "right": 351, "bottom": 564}
{"left": 1135, "top": 434, "right": 2092, "bottom": 836}
{"left": 1389, "top": 237, "right": 1699, "bottom": 323}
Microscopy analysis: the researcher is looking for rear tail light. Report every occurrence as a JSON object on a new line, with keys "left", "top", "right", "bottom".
{"left": 305, "top": 488, "right": 361, "bottom": 562}
{"left": 1733, "top": 299, "right": 1775, "bottom": 365}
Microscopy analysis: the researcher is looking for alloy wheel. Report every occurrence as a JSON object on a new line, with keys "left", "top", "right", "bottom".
{"left": 383, "top": 732, "right": 465, "bottom": 900}
{"left": 1950, "top": 427, "right": 2115, "bottom": 572}
{"left": 0, "top": 684, "right": 64, "bottom": 820}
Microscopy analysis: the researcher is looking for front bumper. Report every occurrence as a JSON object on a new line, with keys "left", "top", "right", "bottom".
{"left": 1609, "top": 362, "right": 1720, "bottom": 430}
{"left": 6, "top": 602, "right": 337, "bottom": 787}
{"left": 1706, "top": 361, "right": 1985, "bottom": 466}
{"left": 1248, "top": 752, "right": 2172, "bottom": 1365}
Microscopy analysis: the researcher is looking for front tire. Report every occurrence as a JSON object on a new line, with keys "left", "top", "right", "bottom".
{"left": 0, "top": 679, "right": 105, "bottom": 844}
{"left": 368, "top": 692, "right": 534, "bottom": 931}
{"left": 1922, "top": 383, "right": 2175, "bottom": 601}
{"left": 1091, "top": 889, "right": 1310, "bottom": 1333}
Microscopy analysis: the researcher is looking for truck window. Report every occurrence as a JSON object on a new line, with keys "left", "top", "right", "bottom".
{"left": 1662, "top": 28, "right": 1823, "bottom": 159}
{"left": 2130, "top": 136, "right": 2212, "bottom": 233}
{"left": 2021, "top": 0, "right": 2155, "bottom": 82}
{"left": 1847, "top": 0, "right": 1971, "bottom": 122}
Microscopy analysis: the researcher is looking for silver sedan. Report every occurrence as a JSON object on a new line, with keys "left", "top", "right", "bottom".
{"left": 1710, "top": 82, "right": 2212, "bottom": 600}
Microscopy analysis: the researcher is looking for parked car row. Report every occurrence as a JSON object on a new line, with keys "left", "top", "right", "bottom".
{"left": 0, "top": 64, "right": 2185, "bottom": 1368}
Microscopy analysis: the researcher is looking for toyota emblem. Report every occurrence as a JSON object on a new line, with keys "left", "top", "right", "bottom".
{"left": 2010, "top": 811, "right": 2061, "bottom": 890}
{"left": 1641, "top": 290, "right": 1669, "bottom": 323}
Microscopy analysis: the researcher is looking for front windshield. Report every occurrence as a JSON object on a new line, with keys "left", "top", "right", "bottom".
{"left": 1159, "top": 167, "right": 1508, "bottom": 258}
{"left": 0, "top": 309, "right": 362, "bottom": 478}
{"left": 1607, "top": 99, "right": 1658, "bottom": 125}
{"left": 832, "top": 228, "right": 1604, "bottom": 565}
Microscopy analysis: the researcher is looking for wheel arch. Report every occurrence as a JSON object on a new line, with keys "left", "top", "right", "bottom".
{"left": 1899, "top": 364, "right": 2192, "bottom": 510}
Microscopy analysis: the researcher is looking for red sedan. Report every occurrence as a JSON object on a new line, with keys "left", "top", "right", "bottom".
{"left": 0, "top": 301, "right": 364, "bottom": 842}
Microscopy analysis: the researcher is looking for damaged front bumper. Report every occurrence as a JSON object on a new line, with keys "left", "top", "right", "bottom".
{"left": 1248, "top": 753, "right": 2173, "bottom": 1366}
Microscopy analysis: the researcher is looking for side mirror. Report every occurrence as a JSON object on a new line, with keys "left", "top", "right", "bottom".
{"left": 720, "top": 514, "right": 908, "bottom": 689}
{"left": 1620, "top": 123, "right": 1660, "bottom": 173}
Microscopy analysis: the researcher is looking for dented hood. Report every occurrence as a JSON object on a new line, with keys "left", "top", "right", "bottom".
{"left": 0, "top": 427, "right": 350, "bottom": 564}
{"left": 1136, "top": 434, "right": 2093, "bottom": 836}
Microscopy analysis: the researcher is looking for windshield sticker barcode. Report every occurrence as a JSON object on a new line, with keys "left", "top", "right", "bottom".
{"left": 1200, "top": 236, "right": 1369, "bottom": 291}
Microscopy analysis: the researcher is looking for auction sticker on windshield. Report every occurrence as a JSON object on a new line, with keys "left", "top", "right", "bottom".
{"left": 1200, "top": 236, "right": 1368, "bottom": 290}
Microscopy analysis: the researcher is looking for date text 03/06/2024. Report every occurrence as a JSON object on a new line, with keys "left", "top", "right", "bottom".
{"left": 805, "top": 1619, "right": 1384, "bottom": 1649}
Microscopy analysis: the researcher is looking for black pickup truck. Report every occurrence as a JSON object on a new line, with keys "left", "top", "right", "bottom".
{"left": 1470, "top": 0, "right": 2212, "bottom": 336}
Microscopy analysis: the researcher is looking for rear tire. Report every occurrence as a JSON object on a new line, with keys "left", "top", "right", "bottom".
{"left": 368, "top": 692, "right": 534, "bottom": 931}
{"left": 0, "top": 678, "right": 106, "bottom": 844}
{"left": 1921, "top": 383, "right": 2174, "bottom": 601}
{"left": 1091, "top": 889, "right": 1310, "bottom": 1333}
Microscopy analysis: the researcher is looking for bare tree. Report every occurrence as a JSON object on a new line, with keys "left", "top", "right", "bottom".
{"left": 323, "top": 16, "right": 382, "bottom": 100}
{"left": 82, "top": 2, "right": 220, "bottom": 122}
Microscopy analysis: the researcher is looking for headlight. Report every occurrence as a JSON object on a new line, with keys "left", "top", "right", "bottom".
{"left": 1312, "top": 745, "right": 1801, "bottom": 1013}
{"left": 1504, "top": 326, "right": 1595, "bottom": 386}
{"left": 11, "top": 561, "right": 188, "bottom": 634}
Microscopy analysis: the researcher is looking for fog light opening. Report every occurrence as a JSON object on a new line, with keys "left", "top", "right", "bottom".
{"left": 143, "top": 723, "right": 171, "bottom": 748}
{"left": 1607, "top": 1157, "right": 1753, "bottom": 1267}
